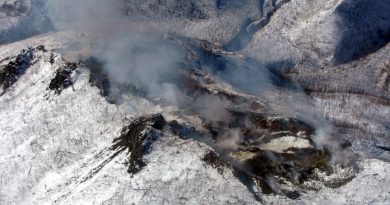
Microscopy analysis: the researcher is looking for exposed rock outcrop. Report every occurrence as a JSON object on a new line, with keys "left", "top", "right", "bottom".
{"left": 0, "top": 47, "right": 34, "bottom": 95}
{"left": 112, "top": 114, "right": 166, "bottom": 174}
{"left": 48, "top": 62, "right": 79, "bottom": 94}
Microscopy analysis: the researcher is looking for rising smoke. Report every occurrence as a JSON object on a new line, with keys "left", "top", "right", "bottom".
{"left": 44, "top": 0, "right": 345, "bottom": 163}
{"left": 45, "top": 0, "right": 278, "bottom": 102}
{"left": 47, "top": 0, "right": 124, "bottom": 32}
{"left": 47, "top": 0, "right": 190, "bottom": 105}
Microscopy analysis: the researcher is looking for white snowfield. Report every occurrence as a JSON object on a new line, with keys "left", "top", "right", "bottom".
{"left": 0, "top": 33, "right": 389, "bottom": 205}
{"left": 0, "top": 35, "right": 260, "bottom": 205}
{"left": 0, "top": 0, "right": 390, "bottom": 204}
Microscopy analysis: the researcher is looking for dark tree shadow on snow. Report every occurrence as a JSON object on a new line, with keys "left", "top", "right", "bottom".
{"left": 334, "top": 0, "right": 390, "bottom": 64}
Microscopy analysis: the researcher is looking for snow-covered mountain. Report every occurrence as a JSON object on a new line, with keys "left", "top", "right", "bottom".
{"left": 0, "top": 0, "right": 389, "bottom": 204}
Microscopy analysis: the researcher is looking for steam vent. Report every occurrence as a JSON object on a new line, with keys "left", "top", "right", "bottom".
{"left": 0, "top": 0, "right": 389, "bottom": 204}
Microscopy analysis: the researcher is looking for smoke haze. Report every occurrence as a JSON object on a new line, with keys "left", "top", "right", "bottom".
{"left": 44, "top": 0, "right": 343, "bottom": 163}
{"left": 47, "top": 0, "right": 124, "bottom": 32}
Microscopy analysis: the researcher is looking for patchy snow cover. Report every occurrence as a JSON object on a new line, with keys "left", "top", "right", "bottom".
{"left": 259, "top": 135, "right": 313, "bottom": 153}
{"left": 0, "top": 37, "right": 259, "bottom": 204}
{"left": 0, "top": 0, "right": 389, "bottom": 203}
{"left": 302, "top": 159, "right": 390, "bottom": 205}
{"left": 0, "top": 43, "right": 122, "bottom": 204}
{"left": 0, "top": 33, "right": 389, "bottom": 205}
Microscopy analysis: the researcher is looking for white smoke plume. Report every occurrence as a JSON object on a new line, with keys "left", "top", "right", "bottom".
{"left": 46, "top": 0, "right": 191, "bottom": 105}
{"left": 44, "top": 0, "right": 345, "bottom": 164}
{"left": 47, "top": 0, "right": 124, "bottom": 33}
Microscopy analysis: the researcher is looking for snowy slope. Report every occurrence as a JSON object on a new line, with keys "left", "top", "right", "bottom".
{"left": 0, "top": 33, "right": 388, "bottom": 205}
{"left": 303, "top": 159, "right": 390, "bottom": 205}
{"left": 0, "top": 37, "right": 260, "bottom": 204}
{"left": 0, "top": 0, "right": 52, "bottom": 44}
{"left": 0, "top": 0, "right": 390, "bottom": 204}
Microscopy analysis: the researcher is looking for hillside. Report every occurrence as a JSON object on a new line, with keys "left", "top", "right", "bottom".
{"left": 0, "top": 0, "right": 389, "bottom": 204}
